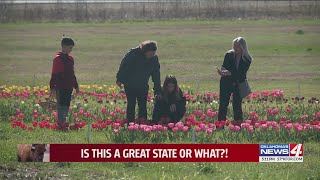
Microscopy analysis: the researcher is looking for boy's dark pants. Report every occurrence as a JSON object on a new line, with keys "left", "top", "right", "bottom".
{"left": 218, "top": 81, "right": 243, "bottom": 121}
{"left": 56, "top": 89, "right": 72, "bottom": 125}
{"left": 152, "top": 99, "right": 186, "bottom": 124}
{"left": 124, "top": 86, "right": 148, "bottom": 123}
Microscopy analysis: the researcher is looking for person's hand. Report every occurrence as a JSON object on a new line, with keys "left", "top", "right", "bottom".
{"left": 217, "top": 67, "right": 231, "bottom": 76}
{"left": 49, "top": 89, "right": 55, "bottom": 97}
{"left": 170, "top": 104, "right": 176, "bottom": 112}
{"left": 116, "top": 81, "right": 122, "bottom": 89}
{"left": 155, "top": 94, "right": 162, "bottom": 100}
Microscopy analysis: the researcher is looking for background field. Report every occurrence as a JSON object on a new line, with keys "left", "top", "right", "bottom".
{"left": 0, "top": 19, "right": 320, "bottom": 97}
{"left": 0, "top": 19, "right": 320, "bottom": 179}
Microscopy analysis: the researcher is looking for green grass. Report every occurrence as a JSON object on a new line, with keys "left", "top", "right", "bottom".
{"left": 0, "top": 19, "right": 320, "bottom": 179}
{"left": 0, "top": 123, "right": 320, "bottom": 179}
{"left": 0, "top": 19, "right": 320, "bottom": 97}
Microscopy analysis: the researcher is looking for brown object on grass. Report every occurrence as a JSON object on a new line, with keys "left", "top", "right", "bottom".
{"left": 17, "top": 144, "right": 46, "bottom": 162}
{"left": 39, "top": 96, "right": 57, "bottom": 112}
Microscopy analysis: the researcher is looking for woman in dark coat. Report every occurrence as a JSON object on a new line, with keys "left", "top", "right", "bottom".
{"left": 152, "top": 75, "right": 186, "bottom": 124}
{"left": 217, "top": 37, "right": 253, "bottom": 123}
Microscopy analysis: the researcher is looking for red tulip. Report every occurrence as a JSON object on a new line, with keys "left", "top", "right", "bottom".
{"left": 32, "top": 121, "right": 38, "bottom": 127}
{"left": 92, "top": 123, "right": 98, "bottom": 129}
{"left": 272, "top": 108, "right": 279, "bottom": 115}
{"left": 20, "top": 123, "right": 27, "bottom": 129}
{"left": 50, "top": 124, "right": 57, "bottom": 129}
{"left": 105, "top": 118, "right": 111, "bottom": 125}
{"left": 101, "top": 107, "right": 107, "bottom": 115}
{"left": 100, "top": 123, "right": 107, "bottom": 128}
{"left": 286, "top": 107, "right": 292, "bottom": 113}
{"left": 11, "top": 122, "right": 17, "bottom": 128}
{"left": 16, "top": 108, "right": 21, "bottom": 115}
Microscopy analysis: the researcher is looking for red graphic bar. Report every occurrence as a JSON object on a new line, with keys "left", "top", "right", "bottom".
{"left": 50, "top": 144, "right": 259, "bottom": 162}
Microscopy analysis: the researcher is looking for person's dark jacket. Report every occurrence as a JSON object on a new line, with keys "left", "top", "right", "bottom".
{"left": 162, "top": 88, "right": 186, "bottom": 108}
{"left": 152, "top": 88, "right": 186, "bottom": 123}
{"left": 116, "top": 47, "right": 161, "bottom": 94}
{"left": 220, "top": 50, "right": 251, "bottom": 85}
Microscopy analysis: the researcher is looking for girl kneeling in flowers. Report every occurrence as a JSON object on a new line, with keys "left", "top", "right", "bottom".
{"left": 152, "top": 75, "right": 186, "bottom": 124}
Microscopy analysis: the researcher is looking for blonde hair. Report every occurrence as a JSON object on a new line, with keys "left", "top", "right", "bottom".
{"left": 232, "top": 37, "right": 252, "bottom": 61}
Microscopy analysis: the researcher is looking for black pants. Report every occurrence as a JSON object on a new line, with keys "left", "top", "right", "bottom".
{"left": 56, "top": 89, "right": 72, "bottom": 124}
{"left": 125, "top": 86, "right": 148, "bottom": 123}
{"left": 218, "top": 81, "right": 243, "bottom": 121}
{"left": 152, "top": 99, "right": 186, "bottom": 124}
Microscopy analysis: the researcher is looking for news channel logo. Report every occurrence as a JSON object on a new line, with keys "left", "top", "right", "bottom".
{"left": 259, "top": 144, "right": 303, "bottom": 162}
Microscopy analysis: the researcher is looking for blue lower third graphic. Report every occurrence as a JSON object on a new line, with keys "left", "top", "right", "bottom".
{"left": 259, "top": 144, "right": 289, "bottom": 156}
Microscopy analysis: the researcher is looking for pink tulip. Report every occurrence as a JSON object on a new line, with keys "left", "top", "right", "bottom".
{"left": 195, "top": 127, "right": 201, "bottom": 132}
{"left": 85, "top": 111, "right": 91, "bottom": 118}
{"left": 144, "top": 127, "right": 151, "bottom": 133}
{"left": 73, "top": 113, "right": 78, "bottom": 118}
{"left": 208, "top": 123, "right": 215, "bottom": 129}
{"left": 113, "top": 129, "right": 119, "bottom": 134}
{"left": 199, "top": 123, "right": 206, "bottom": 130}
{"left": 162, "top": 126, "right": 168, "bottom": 132}
{"left": 296, "top": 126, "right": 303, "bottom": 133}
{"left": 234, "top": 126, "right": 240, "bottom": 132}
{"left": 172, "top": 127, "right": 179, "bottom": 132}
{"left": 261, "top": 124, "right": 268, "bottom": 129}
{"left": 285, "top": 123, "right": 293, "bottom": 130}
{"left": 206, "top": 128, "right": 213, "bottom": 135}
{"left": 229, "top": 125, "right": 235, "bottom": 131}
{"left": 168, "top": 123, "right": 175, "bottom": 129}
{"left": 79, "top": 108, "right": 84, "bottom": 115}
{"left": 128, "top": 125, "right": 135, "bottom": 131}
{"left": 112, "top": 123, "right": 121, "bottom": 129}
{"left": 182, "top": 126, "right": 189, "bottom": 132}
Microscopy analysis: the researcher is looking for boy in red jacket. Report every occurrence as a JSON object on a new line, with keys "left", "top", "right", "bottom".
{"left": 50, "top": 37, "right": 79, "bottom": 129}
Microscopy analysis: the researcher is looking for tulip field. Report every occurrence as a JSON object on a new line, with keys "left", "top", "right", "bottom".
{"left": 0, "top": 84, "right": 320, "bottom": 179}
{"left": 1, "top": 84, "right": 320, "bottom": 144}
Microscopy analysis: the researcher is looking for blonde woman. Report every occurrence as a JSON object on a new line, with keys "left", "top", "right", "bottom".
{"left": 217, "top": 37, "right": 253, "bottom": 124}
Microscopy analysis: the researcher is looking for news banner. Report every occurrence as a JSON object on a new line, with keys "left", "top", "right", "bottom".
{"left": 48, "top": 144, "right": 303, "bottom": 162}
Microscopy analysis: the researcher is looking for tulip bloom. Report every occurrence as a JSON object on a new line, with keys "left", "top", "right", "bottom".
{"left": 101, "top": 107, "right": 107, "bottom": 115}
